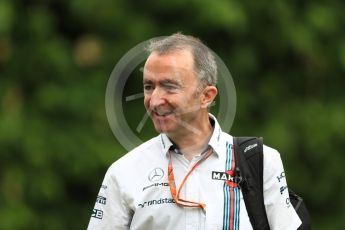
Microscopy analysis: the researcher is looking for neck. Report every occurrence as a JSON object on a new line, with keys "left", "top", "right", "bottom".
{"left": 168, "top": 113, "right": 214, "bottom": 161}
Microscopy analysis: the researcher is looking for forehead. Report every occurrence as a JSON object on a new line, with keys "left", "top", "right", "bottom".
{"left": 143, "top": 50, "right": 196, "bottom": 81}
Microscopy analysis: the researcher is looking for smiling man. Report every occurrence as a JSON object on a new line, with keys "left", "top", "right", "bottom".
{"left": 87, "top": 33, "right": 301, "bottom": 230}
{"left": 143, "top": 47, "right": 217, "bottom": 161}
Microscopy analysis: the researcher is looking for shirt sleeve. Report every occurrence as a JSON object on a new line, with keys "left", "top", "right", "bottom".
{"left": 87, "top": 164, "right": 133, "bottom": 230}
{"left": 263, "top": 146, "right": 302, "bottom": 230}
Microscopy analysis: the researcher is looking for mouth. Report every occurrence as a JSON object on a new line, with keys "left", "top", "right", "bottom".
{"left": 152, "top": 110, "right": 174, "bottom": 118}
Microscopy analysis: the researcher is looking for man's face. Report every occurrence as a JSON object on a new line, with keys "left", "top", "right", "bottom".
{"left": 143, "top": 50, "right": 203, "bottom": 136}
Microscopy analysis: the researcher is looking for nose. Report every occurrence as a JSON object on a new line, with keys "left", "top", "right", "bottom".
{"left": 147, "top": 87, "right": 166, "bottom": 108}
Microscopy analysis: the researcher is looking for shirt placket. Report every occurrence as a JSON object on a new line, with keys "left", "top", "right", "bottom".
{"left": 185, "top": 155, "right": 205, "bottom": 230}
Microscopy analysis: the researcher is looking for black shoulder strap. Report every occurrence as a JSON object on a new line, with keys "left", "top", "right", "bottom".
{"left": 233, "top": 137, "right": 270, "bottom": 230}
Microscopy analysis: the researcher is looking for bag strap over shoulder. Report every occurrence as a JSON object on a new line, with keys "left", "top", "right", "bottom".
{"left": 233, "top": 137, "right": 270, "bottom": 230}
{"left": 234, "top": 137, "right": 311, "bottom": 230}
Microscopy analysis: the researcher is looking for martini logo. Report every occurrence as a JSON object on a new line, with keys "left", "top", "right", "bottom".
{"left": 212, "top": 171, "right": 238, "bottom": 187}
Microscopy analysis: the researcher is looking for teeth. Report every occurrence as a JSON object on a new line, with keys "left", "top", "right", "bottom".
{"left": 156, "top": 111, "right": 172, "bottom": 116}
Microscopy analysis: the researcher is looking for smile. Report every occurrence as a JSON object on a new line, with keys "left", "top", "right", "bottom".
{"left": 154, "top": 111, "right": 174, "bottom": 117}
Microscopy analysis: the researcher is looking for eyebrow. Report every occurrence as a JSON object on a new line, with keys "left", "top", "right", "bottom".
{"left": 143, "top": 79, "right": 182, "bottom": 87}
{"left": 143, "top": 79, "right": 153, "bottom": 84}
{"left": 160, "top": 79, "right": 182, "bottom": 87}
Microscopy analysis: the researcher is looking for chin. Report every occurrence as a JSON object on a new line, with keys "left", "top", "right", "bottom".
{"left": 153, "top": 123, "right": 176, "bottom": 134}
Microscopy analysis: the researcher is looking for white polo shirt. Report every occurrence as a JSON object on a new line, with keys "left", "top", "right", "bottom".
{"left": 87, "top": 115, "right": 301, "bottom": 230}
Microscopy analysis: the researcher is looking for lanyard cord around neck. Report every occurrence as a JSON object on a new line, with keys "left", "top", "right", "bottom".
{"left": 168, "top": 147, "right": 213, "bottom": 210}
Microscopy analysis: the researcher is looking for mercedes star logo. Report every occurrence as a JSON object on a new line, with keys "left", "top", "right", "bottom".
{"left": 148, "top": 168, "right": 164, "bottom": 182}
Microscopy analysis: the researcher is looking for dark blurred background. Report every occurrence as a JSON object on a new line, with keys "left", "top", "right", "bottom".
{"left": 1, "top": 0, "right": 344, "bottom": 229}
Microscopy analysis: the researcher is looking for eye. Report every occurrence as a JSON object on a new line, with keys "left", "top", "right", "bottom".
{"left": 165, "top": 84, "right": 178, "bottom": 91}
{"left": 163, "top": 83, "right": 180, "bottom": 92}
{"left": 143, "top": 84, "right": 154, "bottom": 92}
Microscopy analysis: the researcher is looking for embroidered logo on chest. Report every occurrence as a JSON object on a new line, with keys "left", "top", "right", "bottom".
{"left": 212, "top": 170, "right": 238, "bottom": 187}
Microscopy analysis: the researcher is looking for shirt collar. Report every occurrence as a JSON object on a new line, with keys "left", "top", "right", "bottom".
{"left": 207, "top": 113, "right": 223, "bottom": 157}
{"left": 159, "top": 113, "right": 223, "bottom": 157}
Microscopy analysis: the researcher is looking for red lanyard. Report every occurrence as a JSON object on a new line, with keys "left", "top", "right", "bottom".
{"left": 168, "top": 147, "right": 213, "bottom": 210}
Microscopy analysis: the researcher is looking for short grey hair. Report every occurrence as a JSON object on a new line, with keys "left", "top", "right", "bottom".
{"left": 146, "top": 33, "right": 218, "bottom": 87}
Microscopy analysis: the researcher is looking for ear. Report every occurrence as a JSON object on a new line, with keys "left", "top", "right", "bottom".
{"left": 200, "top": 86, "right": 218, "bottom": 109}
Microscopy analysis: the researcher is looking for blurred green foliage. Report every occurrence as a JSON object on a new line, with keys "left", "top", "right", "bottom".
{"left": 1, "top": 0, "right": 344, "bottom": 229}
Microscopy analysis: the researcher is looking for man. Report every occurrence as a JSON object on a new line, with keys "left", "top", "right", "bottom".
{"left": 88, "top": 33, "right": 301, "bottom": 229}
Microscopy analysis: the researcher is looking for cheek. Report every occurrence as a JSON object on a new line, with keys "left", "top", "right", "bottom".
{"left": 143, "top": 97, "right": 150, "bottom": 109}
{"left": 181, "top": 97, "right": 201, "bottom": 113}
